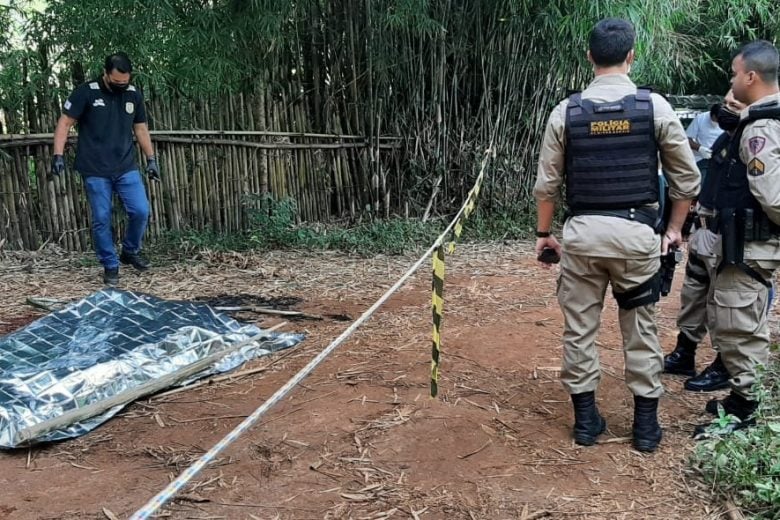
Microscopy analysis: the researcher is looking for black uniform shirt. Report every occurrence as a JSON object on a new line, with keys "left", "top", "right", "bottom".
{"left": 62, "top": 77, "right": 147, "bottom": 178}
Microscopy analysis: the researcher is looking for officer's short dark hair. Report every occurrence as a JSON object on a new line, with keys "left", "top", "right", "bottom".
{"left": 589, "top": 18, "right": 636, "bottom": 67}
{"left": 104, "top": 52, "right": 133, "bottom": 74}
{"left": 735, "top": 40, "right": 779, "bottom": 84}
{"left": 709, "top": 103, "right": 721, "bottom": 117}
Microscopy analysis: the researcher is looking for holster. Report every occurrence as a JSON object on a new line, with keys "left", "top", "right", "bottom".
{"left": 719, "top": 208, "right": 744, "bottom": 267}
{"left": 718, "top": 207, "right": 772, "bottom": 288}
{"left": 613, "top": 273, "right": 661, "bottom": 310}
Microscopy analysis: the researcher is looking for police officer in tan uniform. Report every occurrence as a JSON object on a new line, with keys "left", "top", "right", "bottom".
{"left": 534, "top": 18, "right": 700, "bottom": 452}
{"left": 664, "top": 91, "right": 748, "bottom": 392}
{"left": 696, "top": 40, "right": 780, "bottom": 435}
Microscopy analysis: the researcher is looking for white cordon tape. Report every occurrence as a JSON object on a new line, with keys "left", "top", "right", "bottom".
{"left": 129, "top": 147, "right": 495, "bottom": 519}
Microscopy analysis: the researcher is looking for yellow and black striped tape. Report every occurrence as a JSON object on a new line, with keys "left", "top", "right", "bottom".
{"left": 430, "top": 244, "right": 445, "bottom": 397}
{"left": 448, "top": 170, "right": 483, "bottom": 254}
{"left": 431, "top": 160, "right": 487, "bottom": 398}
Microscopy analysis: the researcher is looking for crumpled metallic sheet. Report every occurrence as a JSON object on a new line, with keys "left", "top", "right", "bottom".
{"left": 0, "top": 289, "right": 304, "bottom": 448}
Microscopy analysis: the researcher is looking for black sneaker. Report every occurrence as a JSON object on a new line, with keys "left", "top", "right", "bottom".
{"left": 103, "top": 268, "right": 119, "bottom": 286}
{"left": 684, "top": 355, "right": 730, "bottom": 392}
{"left": 120, "top": 250, "right": 150, "bottom": 271}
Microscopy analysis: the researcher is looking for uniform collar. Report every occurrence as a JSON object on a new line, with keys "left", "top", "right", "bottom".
{"left": 741, "top": 92, "right": 780, "bottom": 120}
{"left": 97, "top": 76, "right": 111, "bottom": 94}
{"left": 749, "top": 92, "right": 780, "bottom": 108}
{"left": 586, "top": 73, "right": 636, "bottom": 89}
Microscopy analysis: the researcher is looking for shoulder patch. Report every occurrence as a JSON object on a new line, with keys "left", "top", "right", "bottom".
{"left": 748, "top": 158, "right": 765, "bottom": 177}
{"left": 749, "top": 136, "right": 766, "bottom": 155}
{"left": 89, "top": 82, "right": 99, "bottom": 89}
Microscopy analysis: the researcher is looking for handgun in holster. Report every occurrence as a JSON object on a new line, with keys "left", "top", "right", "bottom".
{"left": 659, "top": 246, "right": 684, "bottom": 297}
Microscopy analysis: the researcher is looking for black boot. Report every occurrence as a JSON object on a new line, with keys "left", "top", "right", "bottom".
{"left": 663, "top": 333, "right": 697, "bottom": 376}
{"left": 570, "top": 392, "right": 607, "bottom": 446}
{"left": 120, "top": 249, "right": 150, "bottom": 271}
{"left": 695, "top": 392, "right": 757, "bottom": 438}
{"left": 705, "top": 391, "right": 756, "bottom": 416}
{"left": 103, "top": 267, "right": 119, "bottom": 286}
{"left": 632, "top": 396, "right": 662, "bottom": 453}
{"left": 684, "top": 353, "right": 730, "bottom": 392}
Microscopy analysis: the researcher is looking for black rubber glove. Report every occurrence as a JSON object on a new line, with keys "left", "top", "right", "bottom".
{"left": 51, "top": 154, "right": 65, "bottom": 176}
{"left": 145, "top": 156, "right": 160, "bottom": 182}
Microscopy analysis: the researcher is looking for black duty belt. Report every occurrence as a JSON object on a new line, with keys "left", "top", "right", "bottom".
{"left": 567, "top": 207, "right": 661, "bottom": 233}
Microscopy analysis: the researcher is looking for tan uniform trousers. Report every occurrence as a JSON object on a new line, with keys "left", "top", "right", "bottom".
{"left": 676, "top": 235, "right": 719, "bottom": 345}
{"left": 558, "top": 252, "right": 663, "bottom": 398}
{"left": 708, "top": 261, "right": 774, "bottom": 399}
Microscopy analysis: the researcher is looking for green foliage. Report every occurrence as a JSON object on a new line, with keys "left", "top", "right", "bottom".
{"left": 8, "top": 1, "right": 780, "bottom": 98}
{"left": 5, "top": 1, "right": 780, "bottom": 226}
{"left": 691, "top": 362, "right": 780, "bottom": 519}
{"left": 156, "top": 229, "right": 252, "bottom": 256}
{"left": 246, "top": 194, "right": 444, "bottom": 256}
{"left": 246, "top": 194, "right": 301, "bottom": 249}
{"left": 459, "top": 207, "right": 535, "bottom": 242}
{"left": 158, "top": 195, "right": 538, "bottom": 257}
{"left": 678, "top": 0, "right": 780, "bottom": 93}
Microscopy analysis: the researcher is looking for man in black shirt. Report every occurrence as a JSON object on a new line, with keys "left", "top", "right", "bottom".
{"left": 51, "top": 52, "right": 159, "bottom": 285}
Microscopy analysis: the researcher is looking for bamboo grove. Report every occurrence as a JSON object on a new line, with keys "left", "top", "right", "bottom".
{"left": 1, "top": 0, "right": 779, "bottom": 250}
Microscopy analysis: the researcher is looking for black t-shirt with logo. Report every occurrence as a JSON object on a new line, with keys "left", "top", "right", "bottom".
{"left": 62, "top": 77, "right": 147, "bottom": 178}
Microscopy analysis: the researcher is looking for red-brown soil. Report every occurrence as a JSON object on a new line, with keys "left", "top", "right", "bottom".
{"left": 0, "top": 244, "right": 751, "bottom": 519}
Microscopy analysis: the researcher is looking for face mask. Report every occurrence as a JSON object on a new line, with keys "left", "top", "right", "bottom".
{"left": 717, "top": 107, "right": 740, "bottom": 132}
{"left": 109, "top": 82, "right": 129, "bottom": 92}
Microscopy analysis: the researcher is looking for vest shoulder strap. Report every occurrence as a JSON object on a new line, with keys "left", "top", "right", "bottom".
{"left": 733, "top": 102, "right": 780, "bottom": 144}
{"left": 635, "top": 87, "right": 652, "bottom": 101}
{"left": 567, "top": 92, "right": 583, "bottom": 116}
{"left": 635, "top": 88, "right": 654, "bottom": 111}
{"left": 746, "top": 101, "right": 780, "bottom": 122}
{"left": 567, "top": 89, "right": 654, "bottom": 113}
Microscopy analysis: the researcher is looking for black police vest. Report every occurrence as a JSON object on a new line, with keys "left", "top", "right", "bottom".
{"left": 564, "top": 88, "right": 659, "bottom": 211}
{"left": 698, "top": 132, "right": 731, "bottom": 210}
{"left": 715, "top": 102, "right": 780, "bottom": 233}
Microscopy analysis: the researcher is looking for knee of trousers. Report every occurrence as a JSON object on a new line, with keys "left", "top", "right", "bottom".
{"left": 126, "top": 202, "right": 150, "bottom": 221}
{"left": 91, "top": 212, "right": 112, "bottom": 229}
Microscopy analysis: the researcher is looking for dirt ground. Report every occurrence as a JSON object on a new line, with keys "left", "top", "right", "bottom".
{"left": 0, "top": 243, "right": 760, "bottom": 519}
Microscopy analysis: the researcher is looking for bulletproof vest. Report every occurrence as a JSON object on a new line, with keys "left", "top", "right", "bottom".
{"left": 716, "top": 102, "right": 780, "bottom": 235}
{"left": 564, "top": 88, "right": 659, "bottom": 211}
{"left": 698, "top": 132, "right": 731, "bottom": 210}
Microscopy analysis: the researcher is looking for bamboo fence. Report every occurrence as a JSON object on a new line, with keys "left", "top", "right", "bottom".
{"left": 0, "top": 93, "right": 401, "bottom": 251}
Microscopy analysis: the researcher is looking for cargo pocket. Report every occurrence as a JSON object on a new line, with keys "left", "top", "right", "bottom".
{"left": 713, "top": 289, "right": 762, "bottom": 335}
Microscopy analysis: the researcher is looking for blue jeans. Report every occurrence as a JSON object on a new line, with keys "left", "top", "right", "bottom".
{"left": 84, "top": 170, "right": 150, "bottom": 269}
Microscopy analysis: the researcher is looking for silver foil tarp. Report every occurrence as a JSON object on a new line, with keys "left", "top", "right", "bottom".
{"left": 0, "top": 289, "right": 304, "bottom": 448}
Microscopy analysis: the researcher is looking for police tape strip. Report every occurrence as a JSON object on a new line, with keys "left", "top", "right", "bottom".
{"left": 430, "top": 149, "right": 490, "bottom": 397}
{"left": 129, "top": 147, "right": 494, "bottom": 520}
{"left": 430, "top": 244, "right": 445, "bottom": 398}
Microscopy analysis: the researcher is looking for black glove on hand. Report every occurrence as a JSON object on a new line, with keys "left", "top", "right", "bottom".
{"left": 145, "top": 156, "right": 160, "bottom": 182}
{"left": 51, "top": 154, "right": 65, "bottom": 177}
